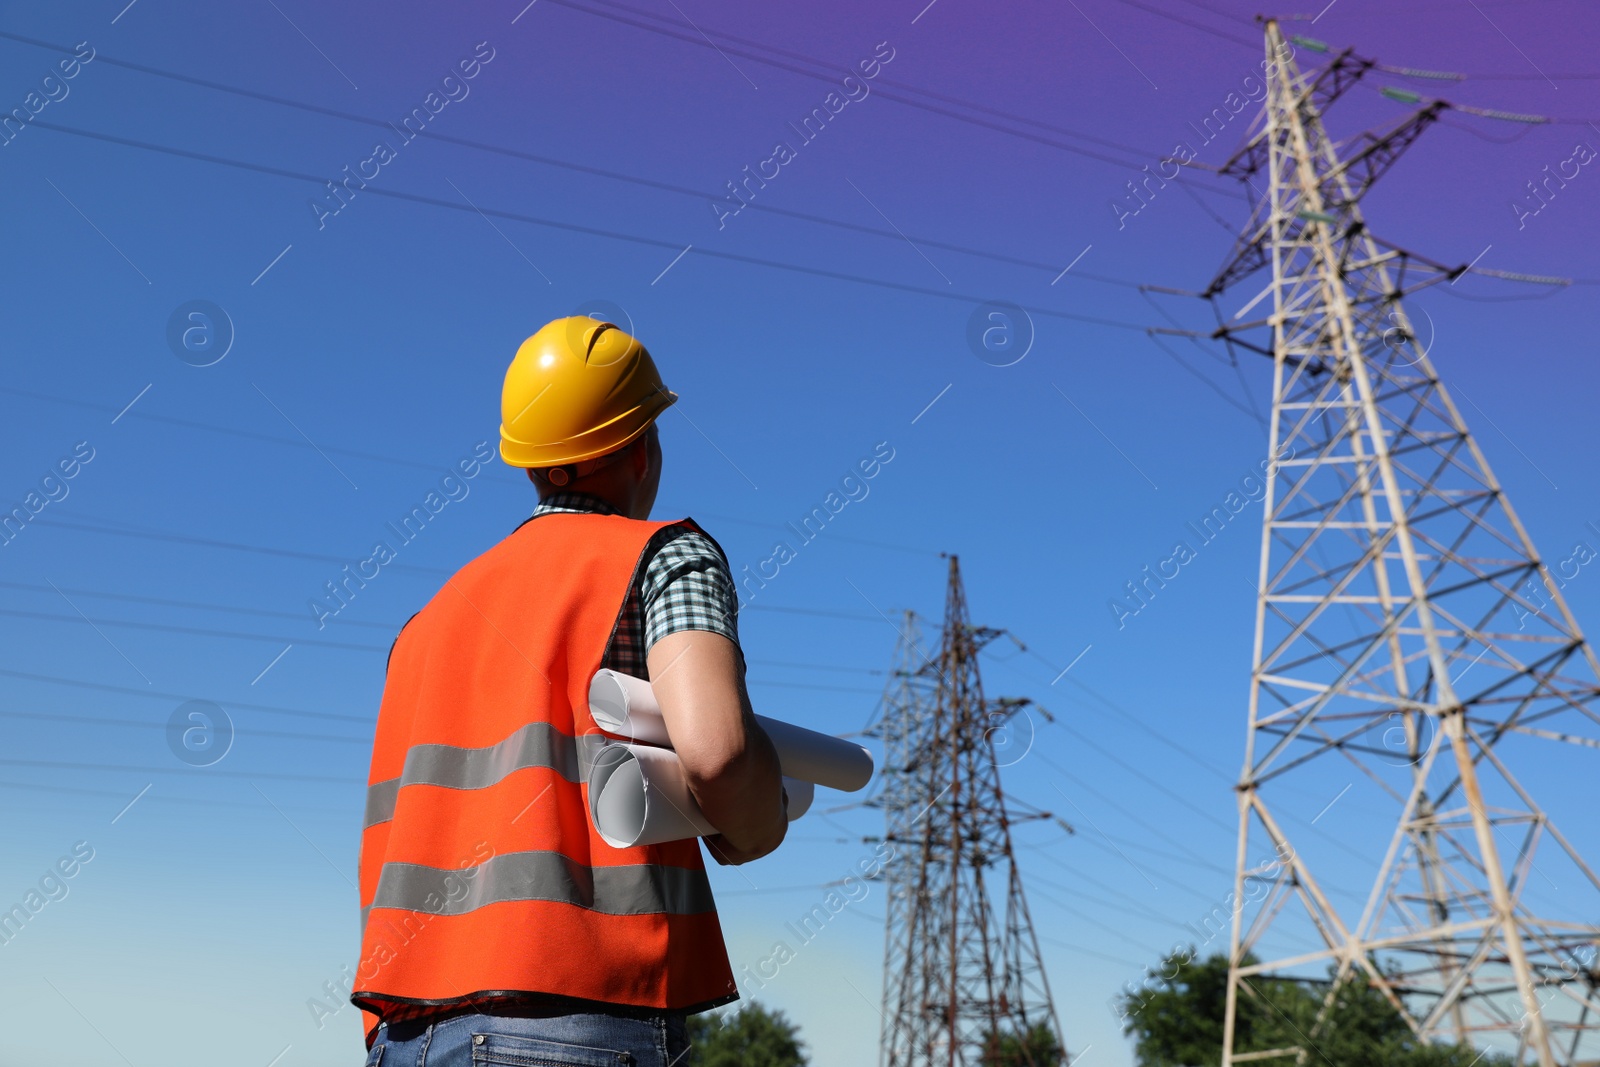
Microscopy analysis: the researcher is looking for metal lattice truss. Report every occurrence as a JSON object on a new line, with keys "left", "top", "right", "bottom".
{"left": 875, "top": 560, "right": 1064, "bottom": 1067}
{"left": 1213, "top": 21, "right": 1600, "bottom": 1067}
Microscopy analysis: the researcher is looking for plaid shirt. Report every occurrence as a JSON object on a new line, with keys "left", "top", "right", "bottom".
{"left": 531, "top": 491, "right": 741, "bottom": 671}
{"left": 366, "top": 493, "right": 740, "bottom": 1038}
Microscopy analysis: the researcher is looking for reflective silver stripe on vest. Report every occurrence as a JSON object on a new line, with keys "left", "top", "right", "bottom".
{"left": 363, "top": 726, "right": 608, "bottom": 829}
{"left": 362, "top": 849, "right": 715, "bottom": 931}
{"left": 364, "top": 778, "right": 401, "bottom": 829}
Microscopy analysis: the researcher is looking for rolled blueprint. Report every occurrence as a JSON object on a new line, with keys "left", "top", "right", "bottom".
{"left": 784, "top": 777, "right": 815, "bottom": 820}
{"left": 588, "top": 669, "right": 875, "bottom": 792}
{"left": 587, "top": 741, "right": 814, "bottom": 849}
{"left": 756, "top": 717, "right": 874, "bottom": 793}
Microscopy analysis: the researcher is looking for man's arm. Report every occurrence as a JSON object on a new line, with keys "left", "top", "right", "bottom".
{"left": 647, "top": 629, "right": 787, "bottom": 865}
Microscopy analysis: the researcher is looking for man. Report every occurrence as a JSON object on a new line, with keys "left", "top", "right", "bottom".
{"left": 352, "top": 317, "right": 788, "bottom": 1066}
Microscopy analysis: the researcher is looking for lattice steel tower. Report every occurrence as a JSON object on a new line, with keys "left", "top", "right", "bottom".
{"left": 876, "top": 557, "right": 1065, "bottom": 1066}
{"left": 1198, "top": 19, "right": 1600, "bottom": 1066}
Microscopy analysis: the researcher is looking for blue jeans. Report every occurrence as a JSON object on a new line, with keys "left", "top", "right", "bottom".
{"left": 366, "top": 1011, "right": 691, "bottom": 1067}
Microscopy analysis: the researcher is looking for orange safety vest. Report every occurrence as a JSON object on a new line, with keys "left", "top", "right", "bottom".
{"left": 352, "top": 511, "right": 737, "bottom": 1044}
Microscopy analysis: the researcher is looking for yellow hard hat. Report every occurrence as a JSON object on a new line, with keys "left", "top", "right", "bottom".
{"left": 499, "top": 316, "right": 677, "bottom": 469}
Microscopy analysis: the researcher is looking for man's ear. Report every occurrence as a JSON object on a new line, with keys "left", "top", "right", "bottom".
{"left": 632, "top": 435, "right": 652, "bottom": 478}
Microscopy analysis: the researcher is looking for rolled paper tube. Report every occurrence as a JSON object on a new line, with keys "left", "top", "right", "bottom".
{"left": 753, "top": 716, "right": 873, "bottom": 793}
{"left": 588, "top": 743, "right": 713, "bottom": 849}
{"left": 784, "top": 777, "right": 815, "bottom": 820}
{"left": 588, "top": 669, "right": 672, "bottom": 745}
{"left": 588, "top": 670, "right": 875, "bottom": 792}
{"left": 587, "top": 741, "right": 814, "bottom": 848}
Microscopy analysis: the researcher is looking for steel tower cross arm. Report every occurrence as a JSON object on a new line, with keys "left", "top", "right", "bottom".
{"left": 1217, "top": 45, "right": 1374, "bottom": 182}
{"left": 1320, "top": 102, "right": 1448, "bottom": 208}
{"left": 1205, "top": 101, "right": 1446, "bottom": 299}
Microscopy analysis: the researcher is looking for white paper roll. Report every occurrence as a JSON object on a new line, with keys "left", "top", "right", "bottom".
{"left": 587, "top": 741, "right": 817, "bottom": 848}
{"left": 588, "top": 670, "right": 875, "bottom": 792}
{"left": 588, "top": 670, "right": 672, "bottom": 745}
{"left": 588, "top": 743, "right": 714, "bottom": 849}
{"left": 754, "top": 716, "right": 874, "bottom": 793}
{"left": 783, "top": 777, "right": 815, "bottom": 820}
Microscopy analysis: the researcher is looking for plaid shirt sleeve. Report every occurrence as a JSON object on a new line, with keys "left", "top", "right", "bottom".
{"left": 589, "top": 525, "right": 741, "bottom": 679}
{"left": 638, "top": 529, "right": 740, "bottom": 653}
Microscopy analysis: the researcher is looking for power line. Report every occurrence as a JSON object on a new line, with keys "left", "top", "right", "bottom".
{"left": 0, "top": 31, "right": 1203, "bottom": 292}
{"left": 14, "top": 517, "right": 908, "bottom": 667}
{"left": 982, "top": 638, "right": 1382, "bottom": 889}
{"left": 1030, "top": 831, "right": 1356, "bottom": 959}
{"left": 0, "top": 756, "right": 358, "bottom": 785}
{"left": 745, "top": 680, "right": 881, "bottom": 694}
{"left": 0, "top": 384, "right": 479, "bottom": 476}
{"left": 1035, "top": 933, "right": 1146, "bottom": 970}
{"left": 1024, "top": 851, "right": 1337, "bottom": 966}
{"left": 1027, "top": 834, "right": 1219, "bottom": 915}
{"left": 1029, "top": 677, "right": 1386, "bottom": 879}
{"left": 742, "top": 603, "right": 885, "bottom": 623}
{"left": 977, "top": 637, "right": 1387, "bottom": 883}
{"left": 0, "top": 22, "right": 1161, "bottom": 177}
{"left": 983, "top": 637, "right": 1239, "bottom": 785}
{"left": 1116, "top": 2, "right": 1600, "bottom": 96}
{"left": 1067, "top": 693, "right": 1232, "bottom": 788}
{"left": 746, "top": 658, "right": 884, "bottom": 676}
{"left": 1, "top": 604, "right": 887, "bottom": 690}
{"left": 0, "top": 778, "right": 349, "bottom": 813}
{"left": 1461, "top": 71, "right": 1600, "bottom": 81}
{"left": 1025, "top": 881, "right": 1169, "bottom": 954}
{"left": 0, "top": 606, "right": 386, "bottom": 653}
{"left": 540, "top": 0, "right": 1201, "bottom": 171}
{"left": 32, "top": 117, "right": 1158, "bottom": 334}
{"left": 695, "top": 511, "right": 942, "bottom": 557}
{"left": 1019, "top": 817, "right": 1232, "bottom": 898}
{"left": 1049, "top": 717, "right": 1235, "bottom": 834}
{"left": 0, "top": 582, "right": 895, "bottom": 672}
{"left": 1025, "top": 830, "right": 1228, "bottom": 881}
{"left": 714, "top": 881, "right": 852, "bottom": 896}
{"left": 1027, "top": 853, "right": 1197, "bottom": 931}
{"left": 1300, "top": 39, "right": 1600, "bottom": 124}
{"left": 1034, "top": 749, "right": 1233, "bottom": 874}
{"left": 0, "top": 707, "right": 369, "bottom": 745}
{"left": 30, "top": 513, "right": 454, "bottom": 575}
{"left": 0, "top": 578, "right": 400, "bottom": 631}
{"left": 0, "top": 666, "right": 371, "bottom": 724}
{"left": 1144, "top": 329, "right": 1265, "bottom": 425}
{"left": 1116, "top": 0, "right": 1259, "bottom": 50}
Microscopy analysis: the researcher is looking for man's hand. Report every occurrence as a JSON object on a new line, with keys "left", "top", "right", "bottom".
{"left": 703, "top": 785, "right": 789, "bottom": 866}
{"left": 647, "top": 630, "right": 788, "bottom": 865}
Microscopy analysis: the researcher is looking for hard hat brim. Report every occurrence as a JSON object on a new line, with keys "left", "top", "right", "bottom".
{"left": 499, "top": 387, "right": 677, "bottom": 469}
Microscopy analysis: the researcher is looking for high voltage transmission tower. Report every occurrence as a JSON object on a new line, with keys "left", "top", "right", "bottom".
{"left": 1181, "top": 18, "right": 1600, "bottom": 1066}
{"left": 873, "top": 557, "right": 1066, "bottom": 1067}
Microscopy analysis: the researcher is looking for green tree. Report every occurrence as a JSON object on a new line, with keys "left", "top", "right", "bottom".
{"left": 687, "top": 1001, "right": 807, "bottom": 1067}
{"left": 1117, "top": 949, "right": 1508, "bottom": 1067}
{"left": 981, "top": 1021, "right": 1067, "bottom": 1066}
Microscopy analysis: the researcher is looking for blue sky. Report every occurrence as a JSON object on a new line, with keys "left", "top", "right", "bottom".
{"left": 2, "top": 0, "right": 1598, "bottom": 1063}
